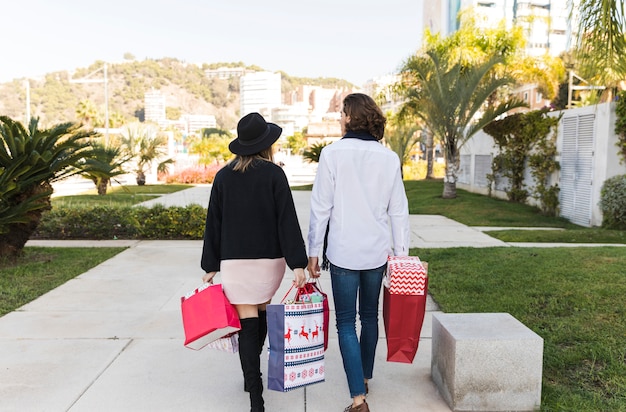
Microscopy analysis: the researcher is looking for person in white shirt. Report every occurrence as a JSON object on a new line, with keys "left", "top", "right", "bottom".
{"left": 307, "top": 93, "right": 410, "bottom": 412}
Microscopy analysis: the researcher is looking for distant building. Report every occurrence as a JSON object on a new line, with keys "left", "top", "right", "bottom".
{"left": 272, "top": 102, "right": 310, "bottom": 135}
{"left": 306, "top": 121, "right": 342, "bottom": 145}
{"left": 284, "top": 85, "right": 353, "bottom": 123}
{"left": 181, "top": 114, "right": 217, "bottom": 135}
{"left": 205, "top": 67, "right": 252, "bottom": 79}
{"left": 144, "top": 90, "right": 166, "bottom": 125}
{"left": 240, "top": 72, "right": 282, "bottom": 117}
{"left": 363, "top": 74, "right": 403, "bottom": 114}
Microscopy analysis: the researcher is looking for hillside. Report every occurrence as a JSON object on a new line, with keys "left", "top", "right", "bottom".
{"left": 0, "top": 58, "right": 355, "bottom": 130}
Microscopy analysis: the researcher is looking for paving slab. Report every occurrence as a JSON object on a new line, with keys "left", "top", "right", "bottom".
{"left": 409, "top": 215, "right": 509, "bottom": 248}
{"left": 0, "top": 339, "right": 130, "bottom": 412}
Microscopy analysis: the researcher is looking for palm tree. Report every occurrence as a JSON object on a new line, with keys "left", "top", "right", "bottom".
{"left": 423, "top": 11, "right": 565, "bottom": 102}
{"left": 0, "top": 116, "right": 94, "bottom": 258}
{"left": 75, "top": 99, "right": 99, "bottom": 127}
{"left": 188, "top": 133, "right": 232, "bottom": 168}
{"left": 302, "top": 142, "right": 331, "bottom": 164}
{"left": 134, "top": 135, "right": 174, "bottom": 185}
{"left": 120, "top": 123, "right": 173, "bottom": 185}
{"left": 400, "top": 51, "right": 526, "bottom": 198}
{"left": 78, "top": 142, "right": 131, "bottom": 195}
{"left": 575, "top": 0, "right": 626, "bottom": 96}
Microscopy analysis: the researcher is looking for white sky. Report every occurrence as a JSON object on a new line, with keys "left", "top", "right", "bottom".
{"left": 1, "top": 0, "right": 424, "bottom": 86}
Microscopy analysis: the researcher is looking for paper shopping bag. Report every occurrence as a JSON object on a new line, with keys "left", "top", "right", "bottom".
{"left": 383, "top": 256, "right": 428, "bottom": 363}
{"left": 267, "top": 299, "right": 325, "bottom": 392}
{"left": 205, "top": 333, "right": 239, "bottom": 353}
{"left": 181, "top": 283, "right": 241, "bottom": 350}
{"left": 295, "top": 281, "right": 329, "bottom": 351}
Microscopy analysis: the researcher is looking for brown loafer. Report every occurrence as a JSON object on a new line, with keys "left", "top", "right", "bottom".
{"left": 343, "top": 400, "right": 370, "bottom": 412}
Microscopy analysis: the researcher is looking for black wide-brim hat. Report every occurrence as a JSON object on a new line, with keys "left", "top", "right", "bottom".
{"left": 229, "top": 112, "right": 282, "bottom": 156}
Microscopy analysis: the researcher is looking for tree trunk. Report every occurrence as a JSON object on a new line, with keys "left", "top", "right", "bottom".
{"left": 442, "top": 152, "right": 459, "bottom": 199}
{"left": 425, "top": 130, "right": 435, "bottom": 179}
{"left": 0, "top": 183, "right": 52, "bottom": 259}
{"left": 136, "top": 171, "right": 146, "bottom": 186}
{"left": 97, "top": 178, "right": 109, "bottom": 196}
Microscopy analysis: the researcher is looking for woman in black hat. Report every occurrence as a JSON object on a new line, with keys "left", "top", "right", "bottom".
{"left": 201, "top": 112, "right": 308, "bottom": 412}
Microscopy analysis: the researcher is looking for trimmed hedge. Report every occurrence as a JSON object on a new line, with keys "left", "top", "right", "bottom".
{"left": 599, "top": 174, "right": 626, "bottom": 230}
{"left": 33, "top": 204, "right": 207, "bottom": 240}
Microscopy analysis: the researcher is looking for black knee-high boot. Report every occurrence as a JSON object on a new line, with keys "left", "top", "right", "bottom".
{"left": 245, "top": 312, "right": 267, "bottom": 392}
{"left": 258, "top": 310, "right": 267, "bottom": 356}
{"left": 239, "top": 318, "right": 264, "bottom": 412}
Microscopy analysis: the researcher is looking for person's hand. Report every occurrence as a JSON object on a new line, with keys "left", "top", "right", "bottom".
{"left": 307, "top": 257, "right": 321, "bottom": 279}
{"left": 293, "top": 268, "right": 306, "bottom": 288}
{"left": 202, "top": 271, "right": 217, "bottom": 284}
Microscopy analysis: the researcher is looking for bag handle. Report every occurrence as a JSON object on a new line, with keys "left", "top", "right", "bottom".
{"left": 279, "top": 283, "right": 296, "bottom": 303}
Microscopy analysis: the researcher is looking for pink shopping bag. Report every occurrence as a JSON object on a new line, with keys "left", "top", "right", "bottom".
{"left": 181, "top": 283, "right": 241, "bottom": 350}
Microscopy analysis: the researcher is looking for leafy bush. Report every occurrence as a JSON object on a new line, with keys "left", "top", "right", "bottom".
{"left": 164, "top": 165, "right": 222, "bottom": 184}
{"left": 599, "top": 175, "right": 626, "bottom": 229}
{"left": 134, "top": 204, "right": 206, "bottom": 239}
{"left": 34, "top": 204, "right": 206, "bottom": 240}
{"left": 614, "top": 91, "right": 626, "bottom": 163}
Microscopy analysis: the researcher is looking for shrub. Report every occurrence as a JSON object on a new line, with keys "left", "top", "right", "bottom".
{"left": 599, "top": 175, "right": 626, "bottom": 229}
{"left": 164, "top": 164, "right": 223, "bottom": 184}
{"left": 134, "top": 204, "right": 206, "bottom": 239}
{"left": 33, "top": 204, "right": 206, "bottom": 240}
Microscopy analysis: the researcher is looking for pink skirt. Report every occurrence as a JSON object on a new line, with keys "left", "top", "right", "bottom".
{"left": 220, "top": 258, "right": 286, "bottom": 304}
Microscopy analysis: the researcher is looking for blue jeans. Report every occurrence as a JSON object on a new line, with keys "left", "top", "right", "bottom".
{"left": 330, "top": 263, "right": 385, "bottom": 398}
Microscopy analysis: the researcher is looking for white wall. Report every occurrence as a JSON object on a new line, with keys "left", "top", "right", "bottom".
{"left": 458, "top": 103, "right": 626, "bottom": 227}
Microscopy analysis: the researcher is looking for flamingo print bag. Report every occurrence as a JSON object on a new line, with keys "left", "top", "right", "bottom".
{"left": 267, "top": 285, "right": 325, "bottom": 392}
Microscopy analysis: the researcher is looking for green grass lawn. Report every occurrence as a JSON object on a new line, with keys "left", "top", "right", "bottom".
{"left": 0, "top": 247, "right": 127, "bottom": 316}
{"left": 52, "top": 184, "right": 192, "bottom": 208}
{"left": 417, "top": 246, "right": 626, "bottom": 411}
{"left": 406, "top": 179, "right": 626, "bottom": 244}
{"left": 404, "top": 179, "right": 577, "bottom": 228}
{"left": 486, "top": 228, "right": 626, "bottom": 244}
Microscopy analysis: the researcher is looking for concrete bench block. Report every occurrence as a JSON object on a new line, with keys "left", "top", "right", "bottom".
{"left": 431, "top": 313, "right": 543, "bottom": 412}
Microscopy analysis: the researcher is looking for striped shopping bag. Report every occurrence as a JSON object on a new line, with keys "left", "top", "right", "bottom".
{"left": 383, "top": 255, "right": 428, "bottom": 363}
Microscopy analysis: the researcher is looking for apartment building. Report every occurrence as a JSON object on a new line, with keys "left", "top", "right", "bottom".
{"left": 144, "top": 90, "right": 166, "bottom": 125}
{"left": 181, "top": 114, "right": 217, "bottom": 135}
{"left": 239, "top": 71, "right": 282, "bottom": 117}
{"left": 205, "top": 67, "right": 252, "bottom": 79}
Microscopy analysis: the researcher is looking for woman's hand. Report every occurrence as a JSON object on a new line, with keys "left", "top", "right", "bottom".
{"left": 307, "top": 257, "right": 321, "bottom": 279}
{"left": 293, "top": 268, "right": 306, "bottom": 288}
{"left": 202, "top": 271, "right": 217, "bottom": 284}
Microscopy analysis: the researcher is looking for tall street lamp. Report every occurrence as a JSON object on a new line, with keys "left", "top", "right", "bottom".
{"left": 70, "top": 62, "right": 109, "bottom": 144}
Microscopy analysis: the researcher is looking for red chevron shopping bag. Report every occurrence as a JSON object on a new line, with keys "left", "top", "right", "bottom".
{"left": 383, "top": 255, "right": 428, "bottom": 363}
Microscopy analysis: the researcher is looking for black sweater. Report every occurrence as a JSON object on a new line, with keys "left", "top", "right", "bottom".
{"left": 201, "top": 160, "right": 308, "bottom": 273}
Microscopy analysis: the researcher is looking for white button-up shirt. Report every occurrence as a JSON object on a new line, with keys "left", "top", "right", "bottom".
{"left": 307, "top": 138, "right": 410, "bottom": 270}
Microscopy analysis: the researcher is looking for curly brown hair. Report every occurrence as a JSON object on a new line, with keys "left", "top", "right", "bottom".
{"left": 342, "top": 93, "right": 386, "bottom": 140}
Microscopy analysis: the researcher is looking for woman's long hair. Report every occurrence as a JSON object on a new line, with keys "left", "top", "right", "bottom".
{"left": 230, "top": 146, "right": 274, "bottom": 172}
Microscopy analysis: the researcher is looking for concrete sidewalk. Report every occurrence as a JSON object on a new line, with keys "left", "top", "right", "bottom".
{"left": 4, "top": 187, "right": 510, "bottom": 412}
